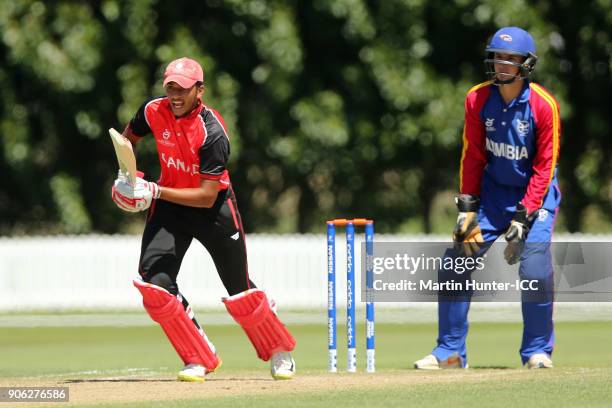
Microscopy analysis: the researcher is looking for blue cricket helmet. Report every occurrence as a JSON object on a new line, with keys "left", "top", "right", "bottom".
{"left": 484, "top": 27, "right": 538, "bottom": 84}
{"left": 486, "top": 27, "right": 536, "bottom": 56}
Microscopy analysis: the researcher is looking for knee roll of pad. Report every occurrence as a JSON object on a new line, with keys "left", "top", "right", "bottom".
{"left": 223, "top": 289, "right": 296, "bottom": 361}
{"left": 133, "top": 279, "right": 220, "bottom": 370}
{"left": 147, "top": 272, "right": 177, "bottom": 294}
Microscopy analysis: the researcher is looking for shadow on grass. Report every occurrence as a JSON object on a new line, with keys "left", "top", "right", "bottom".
{"left": 469, "top": 366, "right": 513, "bottom": 370}
{"left": 63, "top": 377, "right": 274, "bottom": 383}
{"left": 63, "top": 379, "right": 176, "bottom": 383}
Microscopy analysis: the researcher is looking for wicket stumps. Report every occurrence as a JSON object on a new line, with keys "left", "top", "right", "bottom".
{"left": 327, "top": 218, "right": 375, "bottom": 373}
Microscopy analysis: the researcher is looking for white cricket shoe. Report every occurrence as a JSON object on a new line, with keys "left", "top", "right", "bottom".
{"left": 270, "top": 351, "right": 295, "bottom": 380}
{"left": 178, "top": 364, "right": 206, "bottom": 382}
{"left": 414, "top": 353, "right": 465, "bottom": 370}
{"left": 527, "top": 353, "right": 553, "bottom": 369}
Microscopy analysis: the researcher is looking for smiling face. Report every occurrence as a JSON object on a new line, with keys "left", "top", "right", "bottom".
{"left": 165, "top": 82, "right": 204, "bottom": 117}
{"left": 493, "top": 52, "right": 524, "bottom": 81}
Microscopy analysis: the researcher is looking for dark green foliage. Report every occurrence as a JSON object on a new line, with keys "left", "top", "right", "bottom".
{"left": 0, "top": 0, "right": 609, "bottom": 234}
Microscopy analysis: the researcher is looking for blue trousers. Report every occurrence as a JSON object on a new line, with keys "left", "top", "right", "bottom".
{"left": 432, "top": 186, "right": 558, "bottom": 366}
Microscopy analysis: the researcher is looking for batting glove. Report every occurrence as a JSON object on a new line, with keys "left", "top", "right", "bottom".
{"left": 111, "top": 171, "right": 160, "bottom": 213}
{"left": 135, "top": 175, "right": 161, "bottom": 201}
{"left": 453, "top": 194, "right": 484, "bottom": 257}
{"left": 111, "top": 170, "right": 139, "bottom": 212}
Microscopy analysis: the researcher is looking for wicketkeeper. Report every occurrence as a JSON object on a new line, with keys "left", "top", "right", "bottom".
{"left": 111, "top": 57, "right": 296, "bottom": 382}
{"left": 415, "top": 27, "right": 561, "bottom": 369}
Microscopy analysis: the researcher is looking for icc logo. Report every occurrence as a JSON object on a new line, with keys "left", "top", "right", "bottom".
{"left": 500, "top": 34, "right": 513, "bottom": 42}
{"left": 162, "top": 129, "right": 171, "bottom": 139}
{"left": 516, "top": 120, "right": 530, "bottom": 136}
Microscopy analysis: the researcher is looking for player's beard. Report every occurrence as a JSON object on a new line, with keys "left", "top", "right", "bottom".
{"left": 495, "top": 71, "right": 519, "bottom": 85}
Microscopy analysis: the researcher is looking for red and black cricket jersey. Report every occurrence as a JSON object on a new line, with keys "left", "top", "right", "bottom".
{"left": 129, "top": 97, "right": 231, "bottom": 190}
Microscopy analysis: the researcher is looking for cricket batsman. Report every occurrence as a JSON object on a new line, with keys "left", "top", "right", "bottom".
{"left": 110, "top": 57, "right": 296, "bottom": 381}
{"left": 414, "top": 27, "right": 561, "bottom": 369}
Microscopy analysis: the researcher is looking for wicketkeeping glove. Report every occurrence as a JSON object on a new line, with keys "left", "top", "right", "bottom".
{"left": 452, "top": 194, "right": 483, "bottom": 257}
{"left": 503, "top": 203, "right": 536, "bottom": 265}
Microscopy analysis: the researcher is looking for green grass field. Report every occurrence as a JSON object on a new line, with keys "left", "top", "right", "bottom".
{"left": 1, "top": 319, "right": 611, "bottom": 407}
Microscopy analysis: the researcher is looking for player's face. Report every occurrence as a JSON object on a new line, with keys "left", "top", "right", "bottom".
{"left": 493, "top": 52, "right": 523, "bottom": 81}
{"left": 165, "top": 82, "right": 204, "bottom": 117}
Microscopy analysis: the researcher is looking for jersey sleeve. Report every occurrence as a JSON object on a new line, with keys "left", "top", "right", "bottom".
{"left": 199, "top": 137, "right": 229, "bottom": 179}
{"left": 459, "top": 84, "right": 490, "bottom": 196}
{"left": 199, "top": 111, "right": 230, "bottom": 179}
{"left": 129, "top": 99, "right": 153, "bottom": 136}
{"left": 522, "top": 85, "right": 561, "bottom": 214}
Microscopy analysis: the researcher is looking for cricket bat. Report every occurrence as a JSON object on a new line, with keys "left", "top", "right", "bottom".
{"left": 109, "top": 128, "right": 137, "bottom": 186}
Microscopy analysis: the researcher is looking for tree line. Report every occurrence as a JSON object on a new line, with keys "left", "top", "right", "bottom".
{"left": 0, "top": 0, "right": 609, "bottom": 234}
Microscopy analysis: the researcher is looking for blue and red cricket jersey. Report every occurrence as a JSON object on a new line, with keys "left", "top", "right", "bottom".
{"left": 431, "top": 80, "right": 563, "bottom": 367}
{"left": 459, "top": 80, "right": 561, "bottom": 214}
